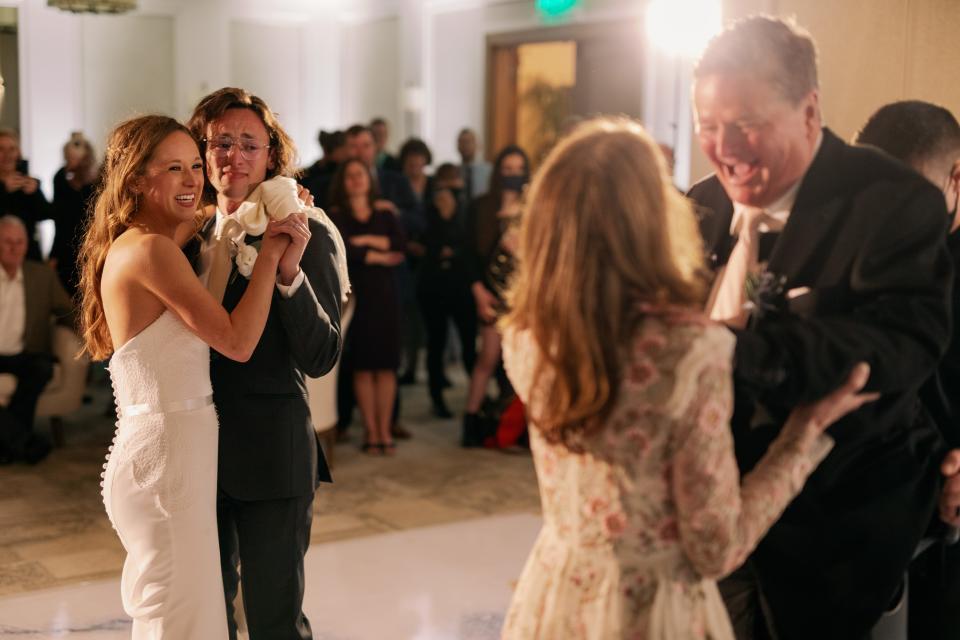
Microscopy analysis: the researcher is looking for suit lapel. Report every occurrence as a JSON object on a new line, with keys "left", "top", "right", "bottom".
{"left": 185, "top": 211, "right": 217, "bottom": 274}
{"left": 766, "top": 129, "right": 847, "bottom": 284}
{"left": 703, "top": 201, "right": 735, "bottom": 271}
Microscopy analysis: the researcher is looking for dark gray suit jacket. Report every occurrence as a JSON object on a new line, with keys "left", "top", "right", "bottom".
{"left": 189, "top": 216, "right": 343, "bottom": 501}
{"left": 22, "top": 260, "right": 73, "bottom": 355}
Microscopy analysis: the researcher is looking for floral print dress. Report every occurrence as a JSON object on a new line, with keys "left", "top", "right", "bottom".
{"left": 500, "top": 316, "right": 833, "bottom": 640}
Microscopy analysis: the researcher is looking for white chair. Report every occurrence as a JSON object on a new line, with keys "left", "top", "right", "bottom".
{"left": 305, "top": 296, "right": 354, "bottom": 468}
{"left": 0, "top": 325, "right": 91, "bottom": 446}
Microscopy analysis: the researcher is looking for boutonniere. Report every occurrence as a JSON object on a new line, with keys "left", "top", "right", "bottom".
{"left": 233, "top": 238, "right": 262, "bottom": 279}
{"left": 226, "top": 176, "right": 309, "bottom": 280}
{"left": 745, "top": 270, "right": 788, "bottom": 320}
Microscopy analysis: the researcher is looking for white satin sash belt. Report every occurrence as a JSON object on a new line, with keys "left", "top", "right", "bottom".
{"left": 118, "top": 394, "right": 214, "bottom": 419}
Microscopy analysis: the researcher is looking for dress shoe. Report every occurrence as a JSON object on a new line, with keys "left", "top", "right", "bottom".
{"left": 22, "top": 434, "right": 52, "bottom": 465}
{"left": 461, "top": 413, "right": 483, "bottom": 448}
{"left": 431, "top": 400, "right": 454, "bottom": 419}
{"left": 391, "top": 423, "right": 412, "bottom": 440}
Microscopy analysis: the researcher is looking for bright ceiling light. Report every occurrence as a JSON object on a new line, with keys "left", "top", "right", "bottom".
{"left": 645, "top": 0, "right": 722, "bottom": 59}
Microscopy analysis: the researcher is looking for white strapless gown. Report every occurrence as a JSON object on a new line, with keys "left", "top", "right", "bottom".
{"left": 101, "top": 310, "right": 228, "bottom": 639}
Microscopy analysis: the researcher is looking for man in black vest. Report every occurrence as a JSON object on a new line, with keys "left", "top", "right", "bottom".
{"left": 187, "top": 87, "right": 343, "bottom": 639}
{"left": 687, "top": 17, "right": 952, "bottom": 640}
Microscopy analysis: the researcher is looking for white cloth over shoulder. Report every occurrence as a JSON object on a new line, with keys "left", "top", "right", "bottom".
{"left": 233, "top": 176, "right": 351, "bottom": 302}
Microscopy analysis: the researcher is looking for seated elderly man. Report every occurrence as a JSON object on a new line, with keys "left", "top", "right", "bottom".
{"left": 0, "top": 215, "right": 72, "bottom": 464}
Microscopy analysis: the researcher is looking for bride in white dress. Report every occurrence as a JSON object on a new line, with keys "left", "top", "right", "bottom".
{"left": 76, "top": 115, "right": 304, "bottom": 638}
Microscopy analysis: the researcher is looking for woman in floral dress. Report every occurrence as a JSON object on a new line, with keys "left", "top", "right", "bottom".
{"left": 499, "top": 118, "right": 876, "bottom": 639}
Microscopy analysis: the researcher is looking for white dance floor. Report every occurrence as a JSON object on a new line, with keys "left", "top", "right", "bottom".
{"left": 0, "top": 513, "right": 541, "bottom": 639}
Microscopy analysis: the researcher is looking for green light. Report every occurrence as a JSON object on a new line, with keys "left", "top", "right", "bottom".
{"left": 536, "top": 0, "right": 581, "bottom": 18}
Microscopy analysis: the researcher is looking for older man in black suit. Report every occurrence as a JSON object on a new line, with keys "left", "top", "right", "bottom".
{"left": 186, "top": 87, "right": 343, "bottom": 640}
{"left": 687, "top": 17, "right": 952, "bottom": 640}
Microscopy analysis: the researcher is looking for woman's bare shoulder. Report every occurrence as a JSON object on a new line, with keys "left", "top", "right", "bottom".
{"left": 106, "top": 231, "right": 189, "bottom": 280}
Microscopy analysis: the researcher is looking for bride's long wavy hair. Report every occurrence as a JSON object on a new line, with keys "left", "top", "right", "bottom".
{"left": 501, "top": 118, "right": 707, "bottom": 451}
{"left": 77, "top": 115, "right": 195, "bottom": 361}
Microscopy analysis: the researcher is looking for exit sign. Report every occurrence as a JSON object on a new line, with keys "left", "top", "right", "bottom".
{"left": 536, "top": 0, "right": 581, "bottom": 19}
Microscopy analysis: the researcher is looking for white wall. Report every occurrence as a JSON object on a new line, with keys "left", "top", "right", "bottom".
{"left": 230, "top": 20, "right": 307, "bottom": 163}
{"left": 340, "top": 16, "right": 401, "bottom": 149}
{"left": 300, "top": 16, "right": 343, "bottom": 165}
{"left": 80, "top": 14, "right": 175, "bottom": 150}
{"left": 18, "top": 0, "right": 84, "bottom": 197}
{"left": 17, "top": 0, "right": 348, "bottom": 199}
{"left": 426, "top": 4, "right": 486, "bottom": 165}
{"left": 173, "top": 0, "right": 231, "bottom": 121}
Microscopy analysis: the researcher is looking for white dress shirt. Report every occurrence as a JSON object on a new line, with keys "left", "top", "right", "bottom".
{"left": 0, "top": 266, "right": 25, "bottom": 355}
{"left": 708, "top": 132, "right": 823, "bottom": 324}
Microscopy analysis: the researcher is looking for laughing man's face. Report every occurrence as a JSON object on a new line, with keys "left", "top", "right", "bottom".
{"left": 694, "top": 72, "right": 819, "bottom": 208}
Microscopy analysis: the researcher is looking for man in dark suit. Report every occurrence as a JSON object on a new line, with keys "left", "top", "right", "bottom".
{"left": 855, "top": 100, "right": 960, "bottom": 640}
{"left": 687, "top": 17, "right": 952, "bottom": 640}
{"left": 370, "top": 117, "right": 401, "bottom": 173}
{"left": 345, "top": 124, "right": 423, "bottom": 236}
{"left": 187, "top": 87, "right": 343, "bottom": 640}
{"left": 0, "top": 215, "right": 70, "bottom": 463}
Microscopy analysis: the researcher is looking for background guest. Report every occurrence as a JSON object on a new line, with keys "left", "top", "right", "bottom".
{"left": 396, "top": 137, "right": 433, "bottom": 386}
{"left": 371, "top": 117, "right": 400, "bottom": 173}
{"left": 461, "top": 144, "right": 529, "bottom": 446}
{"left": 0, "top": 215, "right": 71, "bottom": 464}
{"left": 0, "top": 129, "right": 52, "bottom": 261}
{"left": 345, "top": 124, "right": 421, "bottom": 237}
{"left": 855, "top": 99, "right": 960, "bottom": 640}
{"left": 457, "top": 128, "right": 492, "bottom": 204}
{"left": 51, "top": 132, "right": 99, "bottom": 297}
{"left": 417, "top": 165, "right": 476, "bottom": 418}
{"left": 329, "top": 158, "right": 406, "bottom": 455}
{"left": 303, "top": 129, "right": 348, "bottom": 210}
{"left": 398, "top": 137, "right": 432, "bottom": 205}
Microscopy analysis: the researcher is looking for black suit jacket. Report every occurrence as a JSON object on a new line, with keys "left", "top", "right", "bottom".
{"left": 375, "top": 168, "right": 425, "bottom": 237}
{"left": 920, "top": 230, "right": 960, "bottom": 448}
{"left": 688, "top": 128, "right": 952, "bottom": 639}
{"left": 188, "top": 216, "right": 343, "bottom": 501}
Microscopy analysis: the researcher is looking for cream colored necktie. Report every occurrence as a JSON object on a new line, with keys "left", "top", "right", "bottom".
{"left": 205, "top": 217, "right": 244, "bottom": 304}
{"left": 707, "top": 207, "right": 769, "bottom": 328}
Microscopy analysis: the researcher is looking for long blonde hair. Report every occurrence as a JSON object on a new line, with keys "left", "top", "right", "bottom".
{"left": 502, "top": 117, "right": 706, "bottom": 451}
{"left": 77, "top": 115, "right": 196, "bottom": 361}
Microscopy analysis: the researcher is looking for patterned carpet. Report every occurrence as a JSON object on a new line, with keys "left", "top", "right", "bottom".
{"left": 0, "top": 368, "right": 540, "bottom": 597}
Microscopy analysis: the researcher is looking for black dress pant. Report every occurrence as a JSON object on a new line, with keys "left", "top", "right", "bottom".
{"left": 0, "top": 352, "right": 53, "bottom": 456}
{"left": 909, "top": 537, "right": 960, "bottom": 640}
{"left": 418, "top": 282, "right": 477, "bottom": 403}
{"left": 217, "top": 490, "right": 315, "bottom": 640}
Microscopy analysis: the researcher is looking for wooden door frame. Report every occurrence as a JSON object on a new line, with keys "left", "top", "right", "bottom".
{"left": 484, "top": 20, "right": 639, "bottom": 162}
